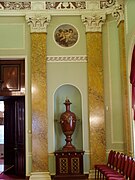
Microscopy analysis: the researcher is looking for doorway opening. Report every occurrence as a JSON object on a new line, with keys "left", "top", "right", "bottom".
{"left": 0, "top": 97, "right": 25, "bottom": 178}
{"left": 0, "top": 59, "right": 25, "bottom": 178}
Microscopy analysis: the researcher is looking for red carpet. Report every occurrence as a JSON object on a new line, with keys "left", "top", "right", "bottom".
{"left": 0, "top": 159, "right": 27, "bottom": 179}
{"left": 0, "top": 174, "right": 27, "bottom": 179}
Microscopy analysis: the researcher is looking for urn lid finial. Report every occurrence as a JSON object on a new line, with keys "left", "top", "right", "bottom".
{"left": 64, "top": 97, "right": 72, "bottom": 105}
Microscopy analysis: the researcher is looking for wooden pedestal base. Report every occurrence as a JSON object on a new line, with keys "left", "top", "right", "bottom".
{"left": 54, "top": 150, "right": 87, "bottom": 180}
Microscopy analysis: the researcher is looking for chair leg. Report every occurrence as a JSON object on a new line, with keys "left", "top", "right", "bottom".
{"left": 97, "top": 170, "right": 100, "bottom": 179}
{"left": 95, "top": 169, "right": 97, "bottom": 179}
{"left": 100, "top": 172, "right": 102, "bottom": 179}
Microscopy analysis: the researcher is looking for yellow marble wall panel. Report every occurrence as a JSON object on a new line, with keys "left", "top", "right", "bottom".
{"left": 86, "top": 32, "right": 106, "bottom": 169}
{"left": 118, "top": 21, "right": 132, "bottom": 155}
{"left": 31, "top": 33, "right": 48, "bottom": 172}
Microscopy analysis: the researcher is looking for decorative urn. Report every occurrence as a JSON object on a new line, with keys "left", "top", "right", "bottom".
{"left": 60, "top": 98, "right": 76, "bottom": 151}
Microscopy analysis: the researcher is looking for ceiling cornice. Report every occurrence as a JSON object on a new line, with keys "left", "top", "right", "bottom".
{"left": 0, "top": 1, "right": 124, "bottom": 32}
{"left": 0, "top": 1, "right": 119, "bottom": 12}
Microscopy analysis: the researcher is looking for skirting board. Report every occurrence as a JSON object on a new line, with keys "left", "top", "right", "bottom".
{"left": 89, "top": 170, "right": 95, "bottom": 178}
{"left": 29, "top": 172, "right": 51, "bottom": 180}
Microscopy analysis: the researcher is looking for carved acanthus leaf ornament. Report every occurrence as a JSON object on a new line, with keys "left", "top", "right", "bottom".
{"left": 26, "top": 14, "right": 51, "bottom": 33}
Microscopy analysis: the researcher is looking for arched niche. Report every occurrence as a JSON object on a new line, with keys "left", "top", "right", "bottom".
{"left": 54, "top": 84, "right": 83, "bottom": 151}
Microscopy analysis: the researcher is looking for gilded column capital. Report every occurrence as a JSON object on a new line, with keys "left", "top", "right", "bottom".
{"left": 81, "top": 13, "right": 106, "bottom": 32}
{"left": 26, "top": 14, "right": 51, "bottom": 33}
{"left": 112, "top": 3, "right": 124, "bottom": 26}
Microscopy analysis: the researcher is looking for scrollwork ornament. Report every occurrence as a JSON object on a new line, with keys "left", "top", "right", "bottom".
{"left": 26, "top": 14, "right": 51, "bottom": 33}
{"left": 46, "top": 1, "right": 86, "bottom": 10}
{"left": 100, "top": 0, "right": 116, "bottom": 9}
{"left": 112, "top": 4, "right": 124, "bottom": 26}
{"left": 1, "top": 2, "right": 31, "bottom": 10}
{"left": 106, "top": 0, "right": 116, "bottom": 7}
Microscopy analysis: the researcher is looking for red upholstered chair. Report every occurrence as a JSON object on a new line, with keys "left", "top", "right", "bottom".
{"left": 94, "top": 150, "right": 114, "bottom": 179}
{"left": 115, "top": 153, "right": 124, "bottom": 173}
{"left": 105, "top": 152, "right": 125, "bottom": 178}
{"left": 107, "top": 158, "right": 135, "bottom": 180}
{"left": 125, "top": 158, "right": 133, "bottom": 179}
{"left": 119, "top": 153, "right": 126, "bottom": 174}
{"left": 107, "top": 156, "right": 133, "bottom": 180}
{"left": 101, "top": 152, "right": 120, "bottom": 179}
{"left": 104, "top": 153, "right": 125, "bottom": 178}
{"left": 130, "top": 160, "right": 135, "bottom": 180}
{"left": 121, "top": 156, "right": 132, "bottom": 177}
{"left": 98, "top": 151, "right": 116, "bottom": 179}
{"left": 107, "top": 177, "right": 125, "bottom": 180}
{"left": 95, "top": 150, "right": 115, "bottom": 179}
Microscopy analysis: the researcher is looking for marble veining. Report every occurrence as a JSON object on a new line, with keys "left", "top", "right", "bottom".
{"left": 86, "top": 32, "right": 106, "bottom": 169}
{"left": 31, "top": 33, "right": 48, "bottom": 172}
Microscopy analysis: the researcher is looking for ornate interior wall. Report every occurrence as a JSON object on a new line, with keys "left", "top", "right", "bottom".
{"left": 0, "top": 1, "right": 133, "bottom": 179}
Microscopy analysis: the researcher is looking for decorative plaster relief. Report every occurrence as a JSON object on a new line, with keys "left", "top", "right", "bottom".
{"left": 0, "top": 1, "right": 117, "bottom": 11}
{"left": 47, "top": 55, "right": 87, "bottom": 62}
{"left": 46, "top": 2, "right": 86, "bottom": 10}
{"left": 0, "top": 2, "right": 31, "bottom": 10}
{"left": 81, "top": 13, "right": 106, "bottom": 32}
{"left": 26, "top": 14, "right": 51, "bottom": 33}
{"left": 112, "top": 4, "right": 124, "bottom": 25}
{"left": 100, "top": 0, "right": 116, "bottom": 9}
{"left": 0, "top": 1, "right": 124, "bottom": 29}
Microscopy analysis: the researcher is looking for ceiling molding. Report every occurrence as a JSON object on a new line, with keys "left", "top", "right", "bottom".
{"left": 47, "top": 55, "right": 87, "bottom": 62}
{"left": 0, "top": 1, "right": 124, "bottom": 29}
{"left": 0, "top": 1, "right": 118, "bottom": 12}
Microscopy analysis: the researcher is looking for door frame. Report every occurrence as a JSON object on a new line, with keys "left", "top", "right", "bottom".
{"left": 0, "top": 57, "right": 30, "bottom": 177}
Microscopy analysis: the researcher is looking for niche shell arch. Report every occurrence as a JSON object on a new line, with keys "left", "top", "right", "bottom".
{"left": 54, "top": 84, "right": 83, "bottom": 151}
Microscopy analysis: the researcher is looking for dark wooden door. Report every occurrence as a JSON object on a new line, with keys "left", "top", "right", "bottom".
{"left": 4, "top": 96, "right": 25, "bottom": 177}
